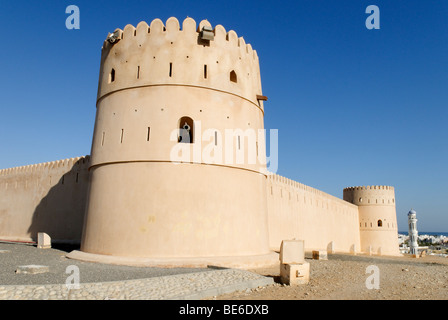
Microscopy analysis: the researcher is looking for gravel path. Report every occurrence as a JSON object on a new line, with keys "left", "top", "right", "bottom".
{"left": 0, "top": 242, "right": 273, "bottom": 300}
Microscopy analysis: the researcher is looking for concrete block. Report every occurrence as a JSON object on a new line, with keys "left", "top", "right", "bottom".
{"left": 15, "top": 265, "right": 49, "bottom": 274}
{"left": 279, "top": 240, "right": 304, "bottom": 264}
{"left": 312, "top": 250, "right": 328, "bottom": 260}
{"left": 37, "top": 232, "right": 51, "bottom": 249}
{"left": 280, "top": 262, "right": 310, "bottom": 285}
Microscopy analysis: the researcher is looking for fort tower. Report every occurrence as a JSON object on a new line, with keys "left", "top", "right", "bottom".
{"left": 76, "top": 17, "right": 273, "bottom": 265}
{"left": 343, "top": 186, "right": 400, "bottom": 256}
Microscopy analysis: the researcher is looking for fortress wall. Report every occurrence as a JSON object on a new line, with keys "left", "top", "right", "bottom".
{"left": 0, "top": 156, "right": 90, "bottom": 243}
{"left": 266, "top": 174, "right": 361, "bottom": 253}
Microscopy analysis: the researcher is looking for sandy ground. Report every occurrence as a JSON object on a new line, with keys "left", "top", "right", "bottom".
{"left": 207, "top": 252, "right": 448, "bottom": 300}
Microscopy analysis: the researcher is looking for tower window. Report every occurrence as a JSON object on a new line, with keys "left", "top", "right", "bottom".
{"left": 230, "top": 70, "right": 237, "bottom": 83}
{"left": 178, "top": 117, "right": 194, "bottom": 143}
{"left": 109, "top": 68, "right": 115, "bottom": 83}
{"left": 378, "top": 220, "right": 383, "bottom": 227}
{"left": 204, "top": 65, "right": 208, "bottom": 79}
{"left": 147, "top": 127, "right": 150, "bottom": 142}
{"left": 169, "top": 63, "right": 173, "bottom": 77}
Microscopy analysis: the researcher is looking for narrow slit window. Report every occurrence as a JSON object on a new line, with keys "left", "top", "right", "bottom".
{"left": 137, "top": 66, "right": 140, "bottom": 79}
{"left": 204, "top": 65, "right": 208, "bottom": 79}
{"left": 169, "top": 63, "right": 173, "bottom": 77}
{"left": 238, "top": 136, "right": 241, "bottom": 150}
{"left": 214, "top": 131, "right": 218, "bottom": 146}
{"left": 120, "top": 129, "right": 124, "bottom": 143}
{"left": 230, "top": 70, "right": 237, "bottom": 83}
{"left": 147, "top": 127, "right": 151, "bottom": 141}
{"left": 109, "top": 68, "right": 115, "bottom": 83}
{"left": 101, "top": 132, "right": 105, "bottom": 146}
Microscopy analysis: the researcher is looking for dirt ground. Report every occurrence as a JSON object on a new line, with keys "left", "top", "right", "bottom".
{"left": 207, "top": 252, "right": 448, "bottom": 300}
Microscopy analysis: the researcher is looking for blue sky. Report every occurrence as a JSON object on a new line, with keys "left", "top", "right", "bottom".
{"left": 0, "top": 1, "right": 447, "bottom": 232}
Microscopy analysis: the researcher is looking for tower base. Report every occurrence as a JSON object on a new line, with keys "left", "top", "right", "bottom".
{"left": 66, "top": 250, "right": 279, "bottom": 269}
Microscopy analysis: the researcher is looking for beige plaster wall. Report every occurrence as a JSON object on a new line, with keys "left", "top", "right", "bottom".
{"left": 266, "top": 174, "right": 361, "bottom": 253}
{"left": 0, "top": 157, "right": 90, "bottom": 243}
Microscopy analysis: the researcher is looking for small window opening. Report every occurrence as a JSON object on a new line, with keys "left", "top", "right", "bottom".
{"left": 169, "top": 63, "right": 173, "bottom": 77}
{"left": 378, "top": 220, "right": 383, "bottom": 227}
{"left": 120, "top": 129, "right": 124, "bottom": 143}
{"left": 204, "top": 65, "right": 208, "bottom": 79}
{"left": 76, "top": 173, "right": 79, "bottom": 183}
{"left": 109, "top": 68, "right": 115, "bottom": 83}
{"left": 238, "top": 135, "right": 241, "bottom": 150}
{"left": 147, "top": 127, "right": 151, "bottom": 142}
{"left": 230, "top": 70, "right": 237, "bottom": 83}
{"left": 178, "top": 117, "right": 194, "bottom": 143}
{"left": 137, "top": 66, "right": 140, "bottom": 79}
{"left": 214, "top": 131, "right": 218, "bottom": 146}
{"left": 101, "top": 132, "right": 105, "bottom": 146}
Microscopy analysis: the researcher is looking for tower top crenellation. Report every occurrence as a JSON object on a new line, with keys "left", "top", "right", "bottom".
{"left": 97, "top": 17, "right": 264, "bottom": 107}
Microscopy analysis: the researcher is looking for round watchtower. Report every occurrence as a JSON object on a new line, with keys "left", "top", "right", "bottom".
{"left": 77, "top": 17, "right": 273, "bottom": 266}
{"left": 343, "top": 186, "right": 400, "bottom": 256}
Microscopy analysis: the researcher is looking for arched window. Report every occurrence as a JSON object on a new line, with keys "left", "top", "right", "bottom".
{"left": 178, "top": 116, "right": 194, "bottom": 143}
{"left": 378, "top": 220, "right": 383, "bottom": 227}
{"left": 230, "top": 70, "right": 237, "bottom": 83}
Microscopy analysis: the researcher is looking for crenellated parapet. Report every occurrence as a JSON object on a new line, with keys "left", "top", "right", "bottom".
{"left": 0, "top": 156, "right": 90, "bottom": 191}
{"left": 343, "top": 185, "right": 395, "bottom": 206}
{"left": 97, "top": 17, "right": 264, "bottom": 110}
{"left": 267, "top": 173, "right": 358, "bottom": 208}
{"left": 0, "top": 156, "right": 90, "bottom": 177}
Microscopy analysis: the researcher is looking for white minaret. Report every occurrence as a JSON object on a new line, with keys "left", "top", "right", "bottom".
{"left": 407, "top": 209, "right": 419, "bottom": 255}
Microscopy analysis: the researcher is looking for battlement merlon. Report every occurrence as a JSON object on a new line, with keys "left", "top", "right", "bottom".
{"left": 97, "top": 17, "right": 265, "bottom": 109}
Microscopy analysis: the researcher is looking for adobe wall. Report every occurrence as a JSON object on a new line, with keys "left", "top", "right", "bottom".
{"left": 266, "top": 174, "right": 361, "bottom": 253}
{"left": 0, "top": 156, "right": 90, "bottom": 244}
